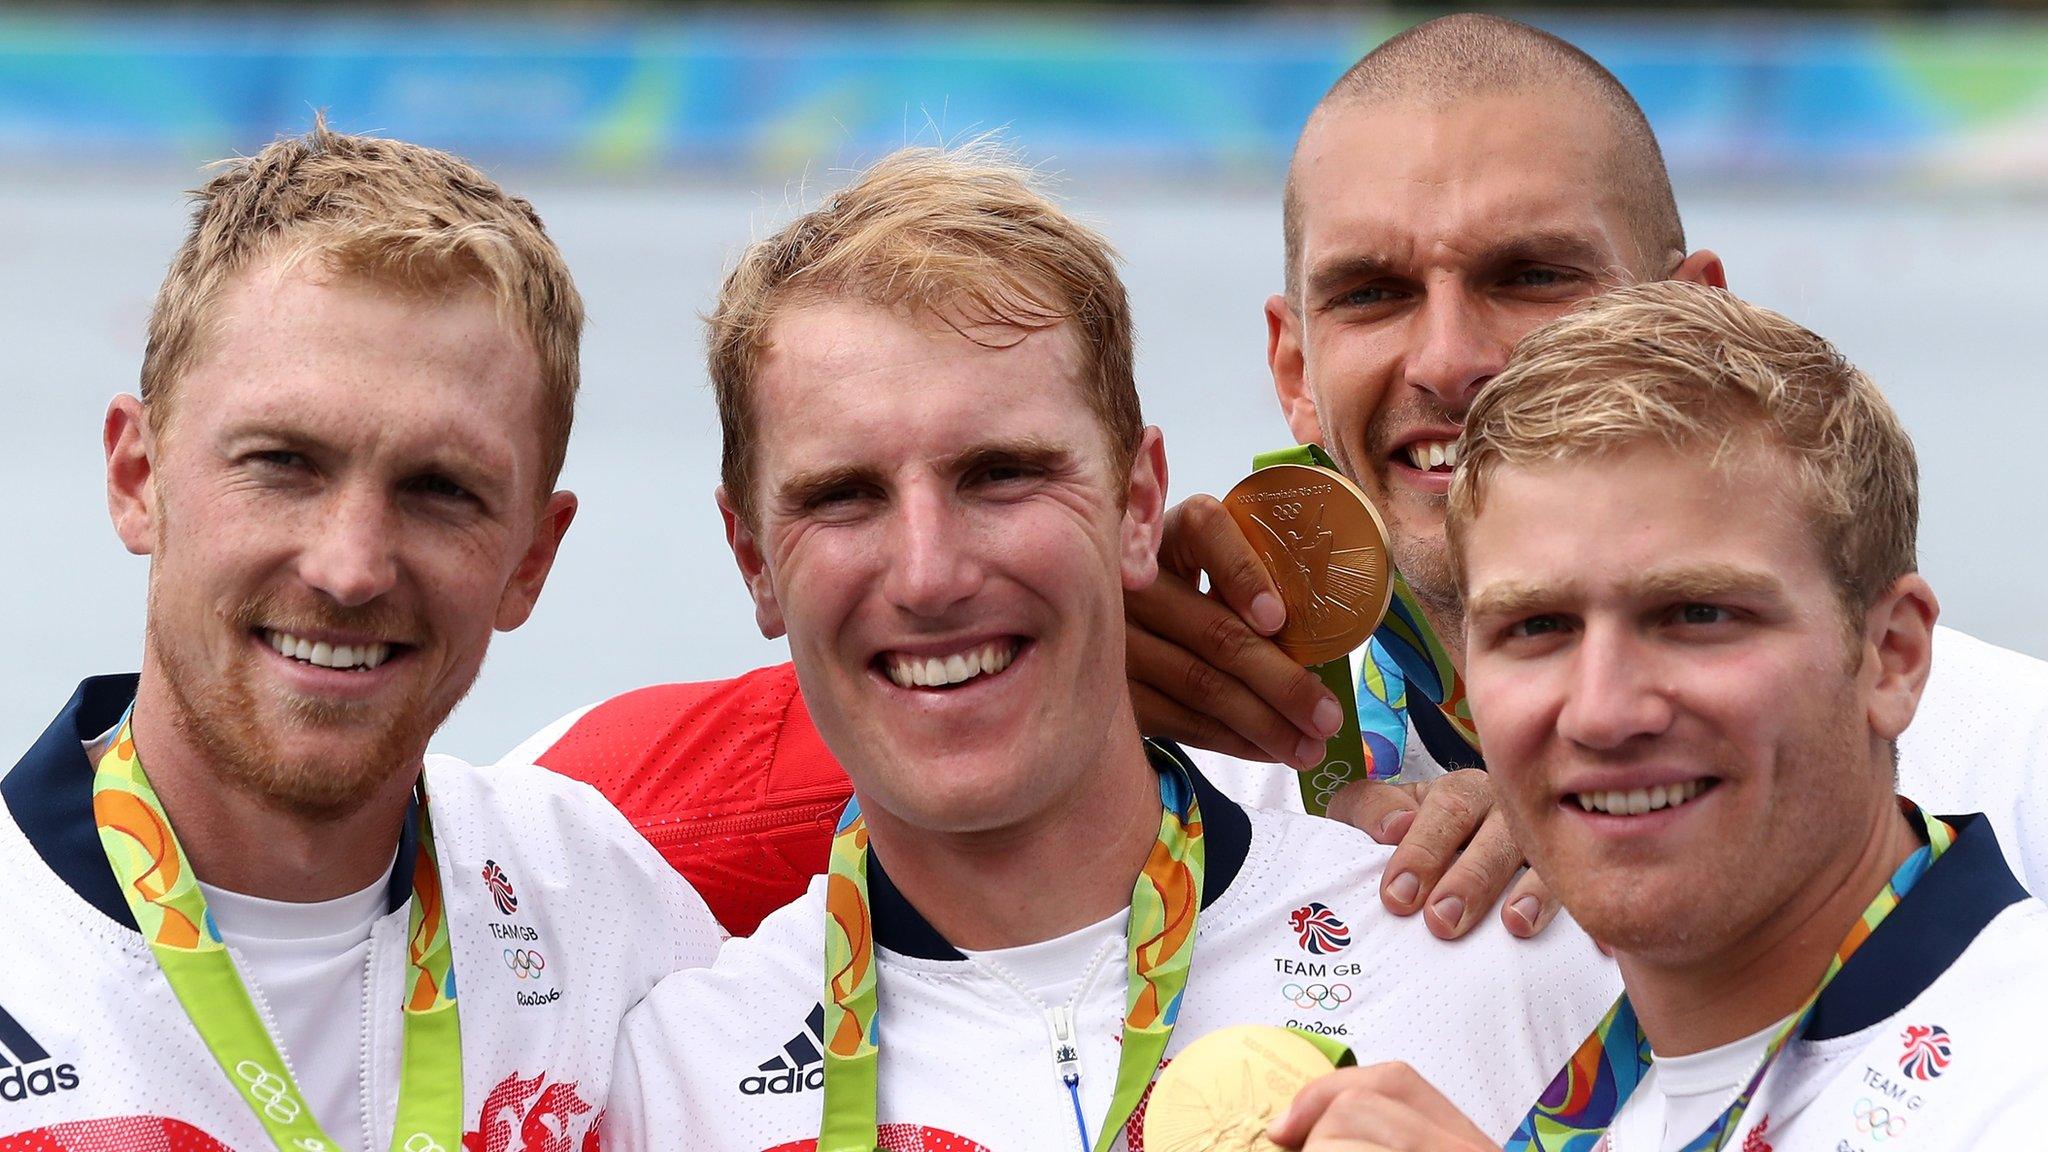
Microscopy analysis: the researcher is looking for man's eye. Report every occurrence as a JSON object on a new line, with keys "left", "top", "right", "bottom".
{"left": 412, "top": 474, "right": 472, "bottom": 501}
{"left": 1674, "top": 603, "right": 1733, "bottom": 626}
{"left": 1506, "top": 266, "right": 1578, "bottom": 290}
{"left": 975, "top": 464, "right": 1039, "bottom": 486}
{"left": 1507, "top": 614, "right": 1568, "bottom": 639}
{"left": 1334, "top": 285, "right": 1396, "bottom": 309}
{"left": 249, "top": 450, "right": 307, "bottom": 470}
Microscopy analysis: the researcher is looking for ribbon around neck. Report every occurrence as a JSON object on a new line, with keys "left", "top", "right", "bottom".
{"left": 92, "top": 711, "right": 463, "bottom": 1152}
{"left": 816, "top": 744, "right": 1207, "bottom": 1152}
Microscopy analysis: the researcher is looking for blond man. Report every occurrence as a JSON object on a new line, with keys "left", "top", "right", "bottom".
{"left": 605, "top": 144, "right": 1616, "bottom": 1152}
{"left": 1271, "top": 282, "right": 2048, "bottom": 1151}
{"left": 0, "top": 123, "right": 718, "bottom": 1152}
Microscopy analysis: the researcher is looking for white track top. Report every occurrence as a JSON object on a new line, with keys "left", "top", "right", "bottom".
{"left": 0, "top": 674, "right": 723, "bottom": 1152}
{"left": 608, "top": 745, "right": 1622, "bottom": 1152}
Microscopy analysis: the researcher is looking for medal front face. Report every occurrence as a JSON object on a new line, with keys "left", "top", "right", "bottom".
{"left": 1223, "top": 464, "right": 1393, "bottom": 666}
{"left": 1142, "top": 1026, "right": 1337, "bottom": 1152}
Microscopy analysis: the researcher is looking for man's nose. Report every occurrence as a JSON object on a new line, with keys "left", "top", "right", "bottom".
{"left": 882, "top": 486, "right": 985, "bottom": 619}
{"left": 1405, "top": 287, "right": 1506, "bottom": 410}
{"left": 298, "top": 486, "right": 399, "bottom": 608}
{"left": 1555, "top": 626, "right": 1674, "bottom": 752}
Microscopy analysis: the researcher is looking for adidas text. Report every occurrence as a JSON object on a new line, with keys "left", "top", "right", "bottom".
{"left": 741, "top": 1065, "right": 824, "bottom": 1096}
{"left": 1, "top": 1064, "right": 79, "bottom": 1102}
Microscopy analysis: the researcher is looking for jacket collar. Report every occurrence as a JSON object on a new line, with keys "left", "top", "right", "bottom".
{"left": 868, "top": 739, "right": 1252, "bottom": 961}
{"left": 1805, "top": 811, "right": 2028, "bottom": 1041}
{"left": 3, "top": 674, "right": 421, "bottom": 931}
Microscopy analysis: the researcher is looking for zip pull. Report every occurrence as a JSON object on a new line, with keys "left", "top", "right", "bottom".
{"left": 1045, "top": 1006, "right": 1083, "bottom": 1087}
{"left": 1045, "top": 1006, "right": 1092, "bottom": 1152}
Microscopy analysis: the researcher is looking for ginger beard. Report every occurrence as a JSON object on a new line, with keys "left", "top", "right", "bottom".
{"left": 144, "top": 523, "right": 452, "bottom": 823}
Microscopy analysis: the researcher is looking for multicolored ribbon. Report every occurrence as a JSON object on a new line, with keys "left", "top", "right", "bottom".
{"left": 93, "top": 711, "right": 463, "bottom": 1152}
{"left": 817, "top": 744, "right": 1207, "bottom": 1152}
{"left": 1508, "top": 802, "right": 1958, "bottom": 1152}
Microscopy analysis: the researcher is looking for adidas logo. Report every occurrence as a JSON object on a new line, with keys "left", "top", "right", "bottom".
{"left": 0, "top": 1004, "right": 77, "bottom": 1102}
{"left": 740, "top": 1003, "right": 826, "bottom": 1096}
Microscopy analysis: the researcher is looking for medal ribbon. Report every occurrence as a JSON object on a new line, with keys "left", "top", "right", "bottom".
{"left": 1251, "top": 444, "right": 1478, "bottom": 802}
{"left": 92, "top": 712, "right": 463, "bottom": 1152}
{"left": 1508, "top": 802, "right": 1957, "bottom": 1152}
{"left": 817, "top": 744, "right": 1207, "bottom": 1152}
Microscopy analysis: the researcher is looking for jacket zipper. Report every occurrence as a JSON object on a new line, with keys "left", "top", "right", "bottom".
{"left": 639, "top": 796, "right": 848, "bottom": 845}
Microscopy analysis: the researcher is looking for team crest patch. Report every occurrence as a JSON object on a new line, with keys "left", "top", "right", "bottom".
{"left": 1899, "top": 1024, "right": 1952, "bottom": 1081}
{"left": 481, "top": 859, "right": 519, "bottom": 915}
{"left": 1288, "top": 902, "right": 1351, "bottom": 955}
{"left": 1740, "top": 1114, "right": 1771, "bottom": 1152}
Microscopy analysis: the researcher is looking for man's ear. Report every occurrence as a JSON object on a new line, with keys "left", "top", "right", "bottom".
{"left": 1119, "top": 427, "right": 1169, "bottom": 593}
{"left": 1863, "top": 573, "right": 1939, "bottom": 745}
{"left": 1265, "top": 293, "right": 1322, "bottom": 446}
{"left": 494, "top": 490, "right": 579, "bottom": 631}
{"left": 718, "top": 484, "right": 786, "bottom": 639}
{"left": 1671, "top": 248, "right": 1727, "bottom": 290}
{"left": 105, "top": 395, "right": 158, "bottom": 556}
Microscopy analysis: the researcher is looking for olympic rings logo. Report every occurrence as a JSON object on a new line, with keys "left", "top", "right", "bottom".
{"left": 504, "top": 948, "right": 547, "bottom": 979}
{"left": 1308, "top": 762, "right": 1357, "bottom": 806}
{"left": 403, "top": 1134, "right": 448, "bottom": 1152}
{"left": 1854, "top": 1098, "right": 1908, "bottom": 1140}
{"left": 234, "top": 1060, "right": 303, "bottom": 1124}
{"left": 1283, "top": 982, "right": 1353, "bottom": 1011}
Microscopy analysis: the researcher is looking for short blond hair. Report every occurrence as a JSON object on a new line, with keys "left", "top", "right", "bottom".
{"left": 142, "top": 118, "right": 583, "bottom": 488}
{"left": 1449, "top": 281, "right": 1918, "bottom": 617}
{"left": 709, "top": 144, "right": 1139, "bottom": 523}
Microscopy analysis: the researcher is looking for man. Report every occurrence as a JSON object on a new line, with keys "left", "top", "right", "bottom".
{"left": 1271, "top": 282, "right": 2048, "bottom": 1150}
{"left": 605, "top": 145, "right": 1616, "bottom": 1151}
{"left": 517, "top": 12, "right": 2046, "bottom": 947}
{"left": 0, "top": 124, "right": 719, "bottom": 1151}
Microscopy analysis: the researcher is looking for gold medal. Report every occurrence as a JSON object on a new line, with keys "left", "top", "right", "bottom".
{"left": 1142, "top": 1025, "right": 1339, "bottom": 1152}
{"left": 1223, "top": 463, "right": 1393, "bottom": 666}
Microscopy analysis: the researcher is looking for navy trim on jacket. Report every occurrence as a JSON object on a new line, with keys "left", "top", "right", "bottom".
{"left": 1806, "top": 811, "right": 2029, "bottom": 1041}
{"left": 3, "top": 674, "right": 421, "bottom": 931}
{"left": 869, "top": 739, "right": 1253, "bottom": 962}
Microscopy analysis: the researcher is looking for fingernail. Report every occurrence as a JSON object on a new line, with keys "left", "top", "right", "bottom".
{"left": 1311, "top": 697, "right": 1344, "bottom": 738}
{"left": 1250, "top": 592, "right": 1285, "bottom": 633}
{"left": 1387, "top": 872, "right": 1420, "bottom": 907}
{"left": 1375, "top": 808, "right": 1415, "bottom": 844}
{"left": 1294, "top": 736, "right": 1325, "bottom": 768}
{"left": 1510, "top": 895, "right": 1542, "bottom": 931}
{"left": 1432, "top": 894, "right": 1466, "bottom": 930}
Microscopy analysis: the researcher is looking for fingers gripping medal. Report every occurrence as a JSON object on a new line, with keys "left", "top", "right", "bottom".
{"left": 1142, "top": 1026, "right": 1350, "bottom": 1152}
{"left": 1224, "top": 446, "right": 1393, "bottom": 814}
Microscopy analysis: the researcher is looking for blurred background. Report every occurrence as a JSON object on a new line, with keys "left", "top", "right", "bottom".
{"left": 4, "top": 3, "right": 2044, "bottom": 759}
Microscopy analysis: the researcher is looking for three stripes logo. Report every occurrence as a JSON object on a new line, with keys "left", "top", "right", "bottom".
{"left": 739, "top": 1003, "right": 827, "bottom": 1096}
{"left": 0, "top": 1003, "right": 78, "bottom": 1102}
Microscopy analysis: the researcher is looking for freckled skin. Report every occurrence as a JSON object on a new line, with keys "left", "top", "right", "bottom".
{"left": 113, "top": 262, "right": 571, "bottom": 820}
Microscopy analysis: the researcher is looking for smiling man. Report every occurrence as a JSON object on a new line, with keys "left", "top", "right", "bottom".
{"left": 0, "top": 125, "right": 717, "bottom": 1151}
{"left": 605, "top": 146, "right": 1615, "bottom": 1152}
{"left": 1270, "top": 283, "right": 2048, "bottom": 1151}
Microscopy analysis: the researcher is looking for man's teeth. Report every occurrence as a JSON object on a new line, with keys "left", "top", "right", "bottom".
{"left": 265, "top": 630, "right": 391, "bottom": 671}
{"left": 885, "top": 641, "right": 1018, "bottom": 689}
{"left": 1573, "top": 779, "right": 1709, "bottom": 816}
{"left": 1404, "top": 439, "right": 1460, "bottom": 471}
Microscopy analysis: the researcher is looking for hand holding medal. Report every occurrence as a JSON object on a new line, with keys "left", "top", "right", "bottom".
{"left": 1141, "top": 1026, "right": 1347, "bottom": 1152}
{"left": 1222, "top": 446, "right": 1394, "bottom": 813}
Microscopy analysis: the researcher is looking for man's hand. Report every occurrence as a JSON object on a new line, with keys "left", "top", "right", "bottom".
{"left": 1266, "top": 1063, "right": 1495, "bottom": 1152}
{"left": 1127, "top": 494, "right": 1344, "bottom": 769}
{"left": 1327, "top": 771, "right": 1561, "bottom": 941}
{"left": 1127, "top": 494, "right": 1561, "bottom": 941}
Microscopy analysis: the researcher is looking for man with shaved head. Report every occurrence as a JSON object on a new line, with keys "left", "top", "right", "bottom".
{"left": 1142, "top": 11, "right": 2048, "bottom": 938}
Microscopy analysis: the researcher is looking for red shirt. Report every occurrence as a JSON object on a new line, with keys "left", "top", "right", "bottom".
{"left": 525, "top": 662, "right": 850, "bottom": 936}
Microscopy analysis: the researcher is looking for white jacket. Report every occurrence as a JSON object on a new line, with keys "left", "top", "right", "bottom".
{"left": 0, "top": 675, "right": 723, "bottom": 1151}
{"left": 609, "top": 748, "right": 1621, "bottom": 1151}
{"left": 1624, "top": 815, "right": 2048, "bottom": 1151}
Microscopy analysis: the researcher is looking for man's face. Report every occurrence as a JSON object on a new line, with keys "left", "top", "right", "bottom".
{"left": 120, "top": 263, "right": 571, "bottom": 816}
{"left": 726, "top": 301, "right": 1165, "bottom": 835}
{"left": 1271, "top": 92, "right": 1650, "bottom": 608}
{"left": 1460, "top": 442, "right": 1891, "bottom": 960}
